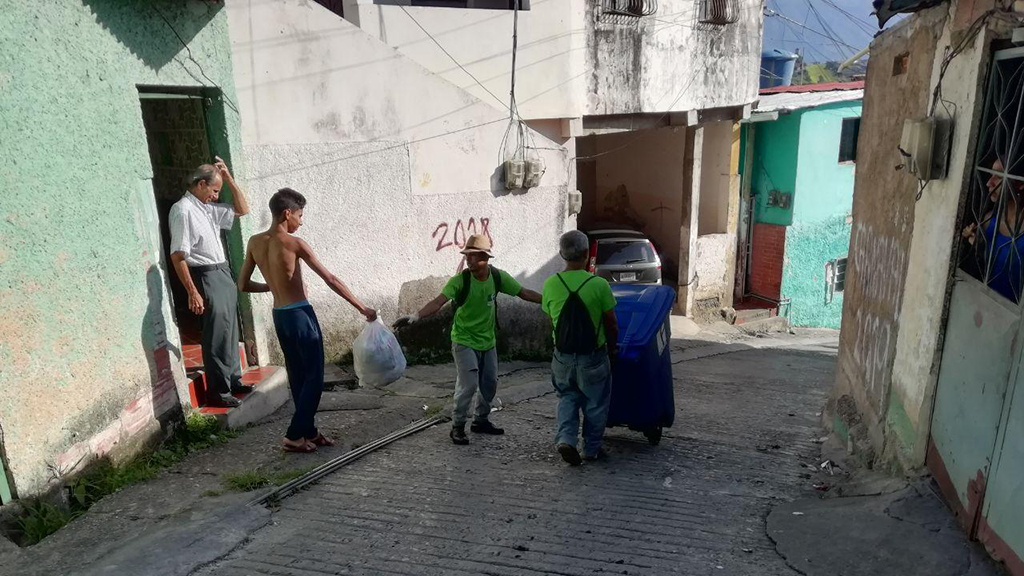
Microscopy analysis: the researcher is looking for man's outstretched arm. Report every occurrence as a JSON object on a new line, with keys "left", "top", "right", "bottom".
{"left": 394, "top": 294, "right": 450, "bottom": 328}
{"left": 296, "top": 238, "right": 376, "bottom": 321}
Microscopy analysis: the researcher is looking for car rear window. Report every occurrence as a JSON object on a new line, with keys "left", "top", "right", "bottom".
{"left": 596, "top": 241, "right": 655, "bottom": 265}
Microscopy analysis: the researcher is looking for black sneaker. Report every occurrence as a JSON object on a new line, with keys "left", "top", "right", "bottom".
{"left": 583, "top": 448, "right": 608, "bottom": 462}
{"left": 557, "top": 443, "right": 582, "bottom": 466}
{"left": 450, "top": 425, "right": 470, "bottom": 445}
{"left": 470, "top": 421, "right": 505, "bottom": 435}
{"left": 231, "top": 384, "right": 255, "bottom": 395}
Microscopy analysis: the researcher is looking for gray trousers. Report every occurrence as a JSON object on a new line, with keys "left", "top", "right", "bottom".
{"left": 192, "top": 263, "right": 243, "bottom": 397}
{"left": 452, "top": 344, "right": 498, "bottom": 427}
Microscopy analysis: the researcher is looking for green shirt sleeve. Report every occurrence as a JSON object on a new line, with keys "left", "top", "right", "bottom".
{"left": 499, "top": 269, "right": 523, "bottom": 296}
{"left": 598, "top": 280, "right": 617, "bottom": 312}
{"left": 441, "top": 274, "right": 462, "bottom": 301}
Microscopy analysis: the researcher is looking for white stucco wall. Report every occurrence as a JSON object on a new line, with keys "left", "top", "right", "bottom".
{"left": 342, "top": 0, "right": 762, "bottom": 120}
{"left": 698, "top": 120, "right": 734, "bottom": 235}
{"left": 342, "top": 0, "right": 586, "bottom": 120}
{"left": 586, "top": 127, "right": 688, "bottom": 281}
{"left": 226, "top": 0, "right": 572, "bottom": 360}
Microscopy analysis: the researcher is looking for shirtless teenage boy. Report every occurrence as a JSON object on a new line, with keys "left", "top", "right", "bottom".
{"left": 238, "top": 188, "right": 377, "bottom": 453}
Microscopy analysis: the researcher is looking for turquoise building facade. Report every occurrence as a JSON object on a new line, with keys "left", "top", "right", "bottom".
{"left": 742, "top": 86, "right": 862, "bottom": 329}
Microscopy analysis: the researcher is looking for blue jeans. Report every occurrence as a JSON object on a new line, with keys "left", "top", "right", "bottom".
{"left": 551, "top": 348, "right": 612, "bottom": 457}
{"left": 273, "top": 304, "right": 325, "bottom": 441}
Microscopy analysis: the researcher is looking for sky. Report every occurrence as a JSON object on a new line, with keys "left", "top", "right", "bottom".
{"left": 762, "top": 0, "right": 899, "bottom": 64}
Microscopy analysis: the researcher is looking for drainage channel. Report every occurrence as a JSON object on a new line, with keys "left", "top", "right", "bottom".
{"left": 248, "top": 414, "right": 451, "bottom": 507}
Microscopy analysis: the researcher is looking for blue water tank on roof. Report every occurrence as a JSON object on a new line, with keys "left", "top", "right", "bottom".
{"left": 760, "top": 48, "right": 799, "bottom": 89}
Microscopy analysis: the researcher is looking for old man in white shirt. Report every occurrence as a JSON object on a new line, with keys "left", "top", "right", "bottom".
{"left": 169, "top": 157, "right": 251, "bottom": 408}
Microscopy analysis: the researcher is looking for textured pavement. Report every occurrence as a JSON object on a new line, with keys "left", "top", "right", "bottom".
{"left": 199, "top": 337, "right": 838, "bottom": 576}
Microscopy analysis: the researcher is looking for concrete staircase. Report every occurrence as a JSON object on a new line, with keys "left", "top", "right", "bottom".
{"left": 183, "top": 343, "right": 290, "bottom": 429}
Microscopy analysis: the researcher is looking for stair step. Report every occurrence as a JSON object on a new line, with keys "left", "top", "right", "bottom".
{"left": 183, "top": 343, "right": 248, "bottom": 371}
{"left": 734, "top": 308, "right": 776, "bottom": 325}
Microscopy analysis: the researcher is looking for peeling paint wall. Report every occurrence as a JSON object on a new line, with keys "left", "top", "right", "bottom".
{"left": 0, "top": 1, "right": 243, "bottom": 497}
{"left": 831, "top": 9, "right": 942, "bottom": 462}
{"left": 888, "top": 8, "right": 993, "bottom": 468}
{"left": 343, "top": 0, "right": 762, "bottom": 120}
{"left": 585, "top": 0, "right": 763, "bottom": 116}
{"left": 225, "top": 0, "right": 572, "bottom": 363}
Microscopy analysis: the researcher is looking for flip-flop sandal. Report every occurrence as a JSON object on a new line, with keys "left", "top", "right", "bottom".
{"left": 282, "top": 440, "right": 316, "bottom": 453}
{"left": 309, "top": 433, "right": 334, "bottom": 447}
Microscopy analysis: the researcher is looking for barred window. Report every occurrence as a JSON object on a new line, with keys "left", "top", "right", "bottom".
{"left": 375, "top": 0, "right": 529, "bottom": 9}
{"left": 958, "top": 47, "right": 1024, "bottom": 304}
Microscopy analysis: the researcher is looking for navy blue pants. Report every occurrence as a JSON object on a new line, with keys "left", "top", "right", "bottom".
{"left": 273, "top": 304, "right": 325, "bottom": 441}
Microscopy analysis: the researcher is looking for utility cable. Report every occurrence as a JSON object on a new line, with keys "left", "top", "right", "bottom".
{"left": 398, "top": 6, "right": 511, "bottom": 113}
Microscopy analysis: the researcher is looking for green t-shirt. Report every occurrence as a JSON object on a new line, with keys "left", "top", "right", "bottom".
{"left": 541, "top": 270, "right": 617, "bottom": 348}
{"left": 442, "top": 268, "right": 523, "bottom": 351}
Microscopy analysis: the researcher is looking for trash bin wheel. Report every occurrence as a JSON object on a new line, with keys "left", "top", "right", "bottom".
{"left": 644, "top": 427, "right": 662, "bottom": 446}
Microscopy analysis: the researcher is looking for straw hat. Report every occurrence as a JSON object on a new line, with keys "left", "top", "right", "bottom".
{"left": 460, "top": 234, "right": 494, "bottom": 257}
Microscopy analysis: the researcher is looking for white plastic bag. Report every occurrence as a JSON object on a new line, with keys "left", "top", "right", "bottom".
{"left": 352, "top": 318, "right": 407, "bottom": 387}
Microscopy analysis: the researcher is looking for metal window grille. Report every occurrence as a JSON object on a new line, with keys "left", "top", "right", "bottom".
{"left": 601, "top": 0, "right": 658, "bottom": 18}
{"left": 958, "top": 47, "right": 1024, "bottom": 305}
{"left": 825, "top": 257, "right": 848, "bottom": 304}
{"left": 402, "top": 0, "right": 529, "bottom": 8}
{"left": 697, "top": 0, "right": 738, "bottom": 26}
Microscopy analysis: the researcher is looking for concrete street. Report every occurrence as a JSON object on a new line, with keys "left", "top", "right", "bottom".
{"left": 5, "top": 328, "right": 1000, "bottom": 576}
{"left": 197, "top": 332, "right": 841, "bottom": 576}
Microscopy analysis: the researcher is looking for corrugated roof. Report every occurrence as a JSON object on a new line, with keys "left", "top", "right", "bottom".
{"left": 753, "top": 88, "right": 864, "bottom": 115}
{"left": 760, "top": 81, "right": 865, "bottom": 94}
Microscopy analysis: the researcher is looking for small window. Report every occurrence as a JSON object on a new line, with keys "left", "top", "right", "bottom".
{"left": 825, "top": 257, "right": 848, "bottom": 304}
{"left": 839, "top": 117, "right": 860, "bottom": 163}
{"left": 602, "top": 0, "right": 658, "bottom": 17}
{"left": 376, "top": 0, "right": 529, "bottom": 9}
{"left": 698, "top": 0, "right": 738, "bottom": 25}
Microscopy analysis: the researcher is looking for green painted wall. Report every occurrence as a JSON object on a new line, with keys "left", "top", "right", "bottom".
{"left": 0, "top": 0, "right": 244, "bottom": 497}
{"left": 751, "top": 113, "right": 799, "bottom": 227}
{"left": 780, "top": 101, "right": 860, "bottom": 329}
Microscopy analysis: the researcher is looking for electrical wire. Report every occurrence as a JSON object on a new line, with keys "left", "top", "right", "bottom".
{"left": 764, "top": 7, "right": 859, "bottom": 52}
{"left": 398, "top": 6, "right": 511, "bottom": 113}
{"left": 152, "top": 4, "right": 241, "bottom": 116}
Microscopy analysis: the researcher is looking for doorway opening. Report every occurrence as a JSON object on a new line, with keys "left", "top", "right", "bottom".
{"left": 138, "top": 87, "right": 247, "bottom": 398}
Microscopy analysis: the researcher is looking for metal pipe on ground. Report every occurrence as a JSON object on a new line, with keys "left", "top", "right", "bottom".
{"left": 248, "top": 414, "right": 451, "bottom": 506}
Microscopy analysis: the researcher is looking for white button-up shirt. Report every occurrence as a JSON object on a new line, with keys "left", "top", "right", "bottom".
{"left": 168, "top": 192, "right": 236, "bottom": 267}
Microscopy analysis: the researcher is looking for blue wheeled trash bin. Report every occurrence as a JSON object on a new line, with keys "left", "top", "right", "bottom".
{"left": 607, "top": 284, "right": 676, "bottom": 445}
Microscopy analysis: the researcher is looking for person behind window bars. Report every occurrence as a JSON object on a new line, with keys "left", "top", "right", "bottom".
{"left": 961, "top": 156, "right": 1024, "bottom": 303}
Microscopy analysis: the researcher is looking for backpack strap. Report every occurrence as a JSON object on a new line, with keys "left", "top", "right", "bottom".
{"left": 556, "top": 273, "right": 596, "bottom": 295}
{"left": 453, "top": 269, "right": 472, "bottom": 310}
{"left": 491, "top": 266, "right": 502, "bottom": 333}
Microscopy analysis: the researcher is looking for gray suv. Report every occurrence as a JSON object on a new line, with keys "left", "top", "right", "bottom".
{"left": 586, "top": 229, "right": 663, "bottom": 285}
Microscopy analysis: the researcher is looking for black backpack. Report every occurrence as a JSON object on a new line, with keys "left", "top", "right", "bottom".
{"left": 554, "top": 273, "right": 599, "bottom": 354}
{"left": 453, "top": 266, "right": 504, "bottom": 329}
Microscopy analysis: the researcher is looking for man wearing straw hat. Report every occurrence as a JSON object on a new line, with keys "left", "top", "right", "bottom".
{"left": 395, "top": 235, "right": 542, "bottom": 445}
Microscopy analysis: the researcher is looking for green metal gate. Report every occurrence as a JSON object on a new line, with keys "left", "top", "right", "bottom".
{"left": 930, "top": 46, "right": 1024, "bottom": 572}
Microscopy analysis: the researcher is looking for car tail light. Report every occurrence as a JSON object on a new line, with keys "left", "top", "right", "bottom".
{"left": 588, "top": 240, "right": 597, "bottom": 273}
{"left": 649, "top": 241, "right": 662, "bottom": 270}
